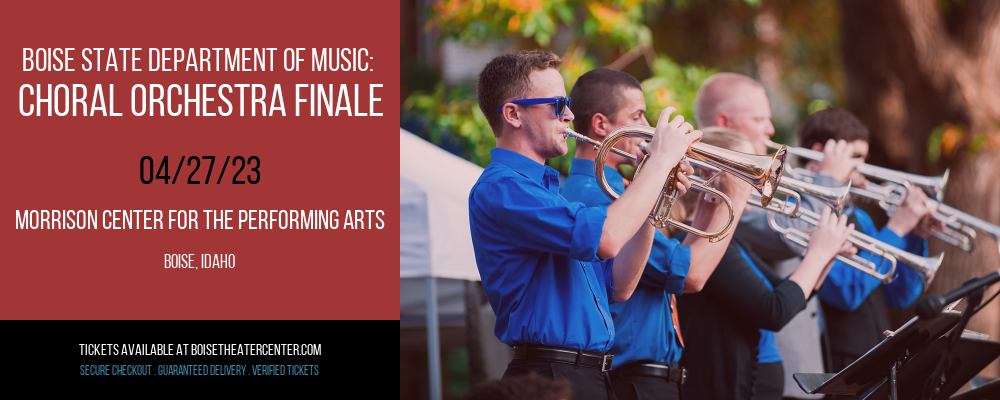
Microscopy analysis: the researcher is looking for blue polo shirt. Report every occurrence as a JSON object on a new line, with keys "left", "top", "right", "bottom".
{"left": 819, "top": 206, "right": 926, "bottom": 311}
{"left": 469, "top": 148, "right": 617, "bottom": 352}
{"left": 561, "top": 158, "right": 691, "bottom": 365}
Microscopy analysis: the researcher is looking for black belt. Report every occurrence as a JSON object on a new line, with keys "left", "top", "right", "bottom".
{"left": 615, "top": 362, "right": 687, "bottom": 384}
{"left": 513, "top": 344, "right": 614, "bottom": 372}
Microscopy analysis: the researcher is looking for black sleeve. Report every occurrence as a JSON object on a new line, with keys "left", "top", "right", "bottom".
{"left": 744, "top": 243, "right": 786, "bottom": 289}
{"left": 700, "top": 242, "right": 808, "bottom": 332}
{"left": 734, "top": 207, "right": 802, "bottom": 262}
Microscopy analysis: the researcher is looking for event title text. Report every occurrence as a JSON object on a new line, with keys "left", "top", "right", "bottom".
{"left": 19, "top": 47, "right": 383, "bottom": 117}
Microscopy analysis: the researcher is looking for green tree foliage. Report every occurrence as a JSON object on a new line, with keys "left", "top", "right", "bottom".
{"left": 405, "top": 0, "right": 723, "bottom": 175}
{"left": 403, "top": 84, "right": 496, "bottom": 168}
{"left": 432, "top": 0, "right": 659, "bottom": 49}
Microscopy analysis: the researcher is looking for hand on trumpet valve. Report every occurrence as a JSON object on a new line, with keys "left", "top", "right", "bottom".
{"left": 647, "top": 107, "right": 701, "bottom": 169}
{"left": 674, "top": 159, "right": 694, "bottom": 196}
{"left": 836, "top": 238, "right": 859, "bottom": 258}
{"left": 805, "top": 208, "right": 857, "bottom": 263}
{"left": 817, "top": 139, "right": 865, "bottom": 184}
{"left": 914, "top": 216, "right": 946, "bottom": 240}
{"left": 886, "top": 187, "right": 932, "bottom": 237}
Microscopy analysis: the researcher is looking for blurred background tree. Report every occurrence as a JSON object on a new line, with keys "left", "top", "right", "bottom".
{"left": 404, "top": 0, "right": 749, "bottom": 175}
{"left": 837, "top": 0, "right": 1000, "bottom": 377}
{"left": 402, "top": 0, "right": 847, "bottom": 175}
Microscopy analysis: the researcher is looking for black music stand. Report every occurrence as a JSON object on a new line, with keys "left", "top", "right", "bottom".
{"left": 949, "top": 378, "right": 1000, "bottom": 400}
{"left": 793, "top": 311, "right": 962, "bottom": 397}
{"left": 862, "top": 335, "right": 1000, "bottom": 400}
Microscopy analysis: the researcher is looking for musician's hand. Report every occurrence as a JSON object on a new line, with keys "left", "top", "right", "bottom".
{"left": 806, "top": 207, "right": 855, "bottom": 263}
{"left": 886, "top": 188, "right": 932, "bottom": 237}
{"left": 817, "top": 139, "right": 864, "bottom": 184}
{"left": 847, "top": 170, "right": 869, "bottom": 190}
{"left": 837, "top": 239, "right": 858, "bottom": 258}
{"left": 674, "top": 159, "right": 694, "bottom": 196}
{"left": 913, "top": 216, "right": 945, "bottom": 239}
{"left": 645, "top": 107, "right": 700, "bottom": 172}
{"left": 793, "top": 208, "right": 854, "bottom": 297}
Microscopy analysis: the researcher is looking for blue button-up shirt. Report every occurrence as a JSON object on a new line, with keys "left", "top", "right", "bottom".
{"left": 819, "top": 205, "right": 926, "bottom": 312}
{"left": 469, "top": 148, "right": 617, "bottom": 352}
{"left": 561, "top": 158, "right": 691, "bottom": 365}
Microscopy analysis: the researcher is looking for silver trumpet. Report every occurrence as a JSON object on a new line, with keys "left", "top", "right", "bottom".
{"left": 926, "top": 200, "right": 1000, "bottom": 256}
{"left": 688, "top": 167, "right": 851, "bottom": 217}
{"left": 779, "top": 150, "right": 991, "bottom": 254}
{"left": 766, "top": 206, "right": 945, "bottom": 289}
{"left": 688, "top": 173, "right": 919, "bottom": 284}
{"left": 766, "top": 140, "right": 948, "bottom": 199}
{"left": 687, "top": 174, "right": 796, "bottom": 215}
{"left": 846, "top": 181, "right": 996, "bottom": 255}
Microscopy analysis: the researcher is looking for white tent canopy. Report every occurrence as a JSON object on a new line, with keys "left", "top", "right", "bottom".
{"left": 400, "top": 128, "right": 486, "bottom": 400}
{"left": 400, "top": 128, "right": 483, "bottom": 282}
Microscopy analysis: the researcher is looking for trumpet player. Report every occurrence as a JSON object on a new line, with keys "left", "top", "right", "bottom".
{"left": 560, "top": 69, "right": 751, "bottom": 400}
{"left": 695, "top": 72, "right": 824, "bottom": 399}
{"left": 792, "top": 108, "right": 935, "bottom": 382}
{"left": 676, "top": 127, "right": 856, "bottom": 400}
{"left": 468, "top": 50, "right": 701, "bottom": 400}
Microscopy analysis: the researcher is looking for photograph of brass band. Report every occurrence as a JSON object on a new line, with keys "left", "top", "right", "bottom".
{"left": 399, "top": 1, "right": 1000, "bottom": 400}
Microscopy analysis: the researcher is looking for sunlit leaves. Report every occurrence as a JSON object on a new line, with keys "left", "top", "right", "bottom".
{"left": 432, "top": 0, "right": 655, "bottom": 49}
{"left": 404, "top": 84, "right": 496, "bottom": 167}
{"left": 641, "top": 55, "right": 715, "bottom": 126}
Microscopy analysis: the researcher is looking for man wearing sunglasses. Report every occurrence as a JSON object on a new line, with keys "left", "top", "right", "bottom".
{"left": 560, "top": 68, "right": 751, "bottom": 400}
{"left": 469, "top": 50, "right": 702, "bottom": 400}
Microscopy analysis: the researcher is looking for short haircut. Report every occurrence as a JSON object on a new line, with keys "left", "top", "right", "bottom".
{"left": 798, "top": 107, "right": 870, "bottom": 150}
{"left": 462, "top": 372, "right": 572, "bottom": 400}
{"left": 694, "top": 73, "right": 765, "bottom": 128}
{"left": 569, "top": 68, "right": 643, "bottom": 137}
{"left": 699, "top": 126, "right": 752, "bottom": 151}
{"left": 477, "top": 50, "right": 563, "bottom": 136}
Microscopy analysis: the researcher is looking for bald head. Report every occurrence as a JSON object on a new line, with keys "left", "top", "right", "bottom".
{"left": 695, "top": 73, "right": 764, "bottom": 127}
{"left": 694, "top": 73, "right": 774, "bottom": 153}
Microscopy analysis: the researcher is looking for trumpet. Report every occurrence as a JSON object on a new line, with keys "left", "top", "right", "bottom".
{"left": 844, "top": 181, "right": 982, "bottom": 253}
{"left": 771, "top": 141, "right": 996, "bottom": 254}
{"left": 926, "top": 200, "right": 1000, "bottom": 256}
{"left": 565, "top": 126, "right": 787, "bottom": 241}
{"left": 688, "top": 173, "right": 915, "bottom": 284}
{"left": 772, "top": 175, "right": 852, "bottom": 214}
{"left": 688, "top": 175, "right": 804, "bottom": 217}
{"left": 765, "top": 139, "right": 949, "bottom": 200}
{"left": 766, "top": 206, "right": 944, "bottom": 289}
{"left": 688, "top": 170, "right": 851, "bottom": 217}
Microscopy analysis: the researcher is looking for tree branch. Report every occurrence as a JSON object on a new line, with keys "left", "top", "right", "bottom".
{"left": 605, "top": 45, "right": 649, "bottom": 71}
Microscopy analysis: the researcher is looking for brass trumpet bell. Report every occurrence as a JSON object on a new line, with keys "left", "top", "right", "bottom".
{"left": 586, "top": 125, "right": 787, "bottom": 241}
{"left": 688, "top": 139, "right": 787, "bottom": 207}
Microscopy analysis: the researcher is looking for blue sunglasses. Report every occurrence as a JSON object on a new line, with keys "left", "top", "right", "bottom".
{"left": 496, "top": 97, "right": 571, "bottom": 118}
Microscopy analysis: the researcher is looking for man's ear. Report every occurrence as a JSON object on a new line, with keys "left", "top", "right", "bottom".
{"left": 715, "top": 111, "right": 732, "bottom": 128}
{"left": 500, "top": 104, "right": 522, "bottom": 129}
{"left": 810, "top": 142, "right": 823, "bottom": 152}
{"left": 592, "top": 113, "right": 611, "bottom": 139}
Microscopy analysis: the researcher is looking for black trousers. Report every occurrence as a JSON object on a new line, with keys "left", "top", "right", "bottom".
{"left": 504, "top": 359, "right": 616, "bottom": 400}
{"left": 754, "top": 361, "right": 784, "bottom": 400}
{"left": 610, "top": 374, "right": 681, "bottom": 400}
